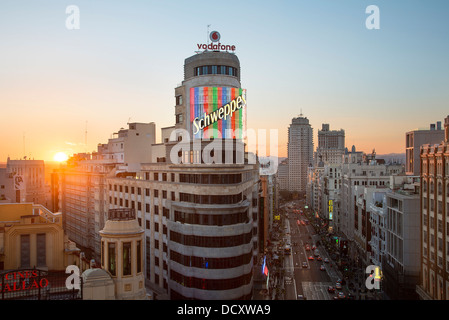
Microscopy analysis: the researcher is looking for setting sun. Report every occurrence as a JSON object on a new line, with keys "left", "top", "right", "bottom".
{"left": 53, "top": 151, "right": 69, "bottom": 162}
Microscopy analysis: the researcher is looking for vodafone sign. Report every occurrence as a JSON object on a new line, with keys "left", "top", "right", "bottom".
{"left": 197, "top": 31, "right": 236, "bottom": 52}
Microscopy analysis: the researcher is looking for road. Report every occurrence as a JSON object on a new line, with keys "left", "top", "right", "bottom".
{"left": 282, "top": 203, "right": 351, "bottom": 300}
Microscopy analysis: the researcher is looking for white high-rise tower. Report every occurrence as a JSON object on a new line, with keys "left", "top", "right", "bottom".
{"left": 287, "top": 115, "right": 313, "bottom": 193}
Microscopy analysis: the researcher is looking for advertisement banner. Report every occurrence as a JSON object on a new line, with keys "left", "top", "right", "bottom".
{"left": 190, "top": 86, "right": 246, "bottom": 139}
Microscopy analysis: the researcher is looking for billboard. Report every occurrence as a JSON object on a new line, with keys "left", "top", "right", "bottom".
{"left": 190, "top": 86, "right": 246, "bottom": 139}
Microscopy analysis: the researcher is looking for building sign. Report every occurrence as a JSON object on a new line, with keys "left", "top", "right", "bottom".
{"left": 0, "top": 269, "right": 83, "bottom": 300}
{"left": 210, "top": 31, "right": 221, "bottom": 42}
{"left": 0, "top": 270, "right": 49, "bottom": 294}
{"left": 197, "top": 31, "right": 236, "bottom": 52}
{"left": 190, "top": 86, "right": 246, "bottom": 139}
{"left": 328, "top": 200, "right": 333, "bottom": 220}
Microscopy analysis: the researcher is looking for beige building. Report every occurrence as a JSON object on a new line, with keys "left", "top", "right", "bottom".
{"left": 406, "top": 122, "right": 444, "bottom": 176}
{"left": 0, "top": 203, "right": 80, "bottom": 271}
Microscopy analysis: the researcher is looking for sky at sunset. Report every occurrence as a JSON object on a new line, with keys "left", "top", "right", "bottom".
{"left": 1, "top": 0, "right": 448, "bottom": 161}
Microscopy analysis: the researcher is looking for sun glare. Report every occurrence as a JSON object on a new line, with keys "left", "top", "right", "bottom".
{"left": 54, "top": 152, "right": 69, "bottom": 162}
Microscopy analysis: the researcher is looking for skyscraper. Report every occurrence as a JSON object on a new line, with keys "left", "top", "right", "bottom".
{"left": 287, "top": 115, "right": 313, "bottom": 193}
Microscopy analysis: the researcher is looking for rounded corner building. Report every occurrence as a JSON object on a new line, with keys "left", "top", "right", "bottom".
{"left": 107, "top": 41, "right": 260, "bottom": 300}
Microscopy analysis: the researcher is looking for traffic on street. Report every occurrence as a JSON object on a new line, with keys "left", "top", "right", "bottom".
{"left": 280, "top": 199, "right": 363, "bottom": 300}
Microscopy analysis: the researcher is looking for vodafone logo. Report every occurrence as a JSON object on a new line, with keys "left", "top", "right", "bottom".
{"left": 197, "top": 31, "right": 236, "bottom": 52}
{"left": 210, "top": 31, "right": 220, "bottom": 42}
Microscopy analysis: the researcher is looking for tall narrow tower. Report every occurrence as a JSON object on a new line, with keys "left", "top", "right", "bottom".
{"left": 287, "top": 115, "right": 313, "bottom": 193}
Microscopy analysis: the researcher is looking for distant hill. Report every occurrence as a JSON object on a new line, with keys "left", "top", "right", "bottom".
{"left": 376, "top": 153, "right": 406, "bottom": 164}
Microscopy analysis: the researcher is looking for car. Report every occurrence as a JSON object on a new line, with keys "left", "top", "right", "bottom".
{"left": 336, "top": 283, "right": 342, "bottom": 290}
{"left": 297, "top": 295, "right": 306, "bottom": 300}
{"left": 327, "top": 286, "right": 335, "bottom": 293}
{"left": 317, "top": 256, "right": 322, "bottom": 261}
{"left": 337, "top": 278, "right": 346, "bottom": 285}
{"left": 312, "top": 245, "right": 316, "bottom": 250}
{"left": 324, "top": 258, "right": 330, "bottom": 263}
{"left": 308, "top": 256, "right": 314, "bottom": 260}
{"left": 302, "top": 262, "right": 308, "bottom": 268}
{"left": 320, "top": 265, "right": 325, "bottom": 271}
{"left": 338, "top": 292, "right": 345, "bottom": 300}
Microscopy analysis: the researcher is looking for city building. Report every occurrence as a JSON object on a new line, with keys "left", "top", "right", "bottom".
{"left": 104, "top": 47, "right": 260, "bottom": 300}
{"left": 0, "top": 203, "right": 81, "bottom": 272}
{"left": 381, "top": 175, "right": 420, "bottom": 300}
{"left": 315, "top": 124, "right": 345, "bottom": 166}
{"left": 339, "top": 148, "right": 404, "bottom": 267}
{"left": 277, "top": 159, "right": 288, "bottom": 191}
{"left": 260, "top": 166, "right": 279, "bottom": 251}
{"left": 0, "top": 158, "right": 49, "bottom": 207}
{"left": 417, "top": 115, "right": 449, "bottom": 300}
{"left": 287, "top": 115, "right": 313, "bottom": 194}
{"left": 406, "top": 121, "right": 444, "bottom": 176}
{"left": 56, "top": 122, "right": 156, "bottom": 262}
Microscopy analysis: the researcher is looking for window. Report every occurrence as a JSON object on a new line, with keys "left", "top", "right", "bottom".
{"left": 123, "top": 242, "right": 132, "bottom": 276}
{"left": 20, "top": 234, "right": 30, "bottom": 268}
{"left": 108, "top": 243, "right": 116, "bottom": 276}
{"left": 137, "top": 241, "right": 142, "bottom": 273}
{"left": 36, "top": 233, "right": 46, "bottom": 267}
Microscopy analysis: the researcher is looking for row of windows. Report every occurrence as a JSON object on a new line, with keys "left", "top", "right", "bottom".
{"left": 102, "top": 241, "right": 142, "bottom": 277}
{"left": 170, "top": 269, "right": 252, "bottom": 291}
{"left": 179, "top": 192, "right": 242, "bottom": 204}
{"left": 194, "top": 65, "right": 238, "bottom": 77}
{"left": 179, "top": 173, "right": 242, "bottom": 185}
{"left": 170, "top": 250, "right": 253, "bottom": 269}
{"left": 174, "top": 210, "right": 249, "bottom": 226}
{"left": 170, "top": 230, "right": 253, "bottom": 248}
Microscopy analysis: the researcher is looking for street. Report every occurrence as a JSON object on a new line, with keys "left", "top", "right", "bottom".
{"left": 282, "top": 200, "right": 353, "bottom": 300}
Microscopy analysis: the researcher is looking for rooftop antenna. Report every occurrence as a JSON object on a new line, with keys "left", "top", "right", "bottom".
{"left": 23, "top": 132, "right": 26, "bottom": 159}
{"left": 299, "top": 108, "right": 303, "bottom": 117}
{"left": 207, "top": 24, "right": 211, "bottom": 45}
{"left": 85, "top": 121, "right": 88, "bottom": 153}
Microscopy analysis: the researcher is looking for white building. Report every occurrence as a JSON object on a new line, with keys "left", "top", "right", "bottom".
{"left": 315, "top": 123, "right": 345, "bottom": 166}
{"left": 287, "top": 115, "right": 313, "bottom": 193}
{"left": 382, "top": 175, "right": 420, "bottom": 299}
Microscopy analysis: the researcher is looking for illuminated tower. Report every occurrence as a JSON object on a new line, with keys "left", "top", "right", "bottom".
{"left": 174, "top": 49, "right": 244, "bottom": 139}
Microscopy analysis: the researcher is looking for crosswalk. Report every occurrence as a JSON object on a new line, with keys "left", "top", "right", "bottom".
{"left": 301, "top": 282, "right": 335, "bottom": 300}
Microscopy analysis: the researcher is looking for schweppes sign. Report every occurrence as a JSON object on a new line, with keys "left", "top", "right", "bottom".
{"left": 190, "top": 87, "right": 246, "bottom": 139}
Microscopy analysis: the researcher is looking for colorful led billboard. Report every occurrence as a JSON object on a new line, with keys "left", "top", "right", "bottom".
{"left": 190, "top": 86, "right": 246, "bottom": 139}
